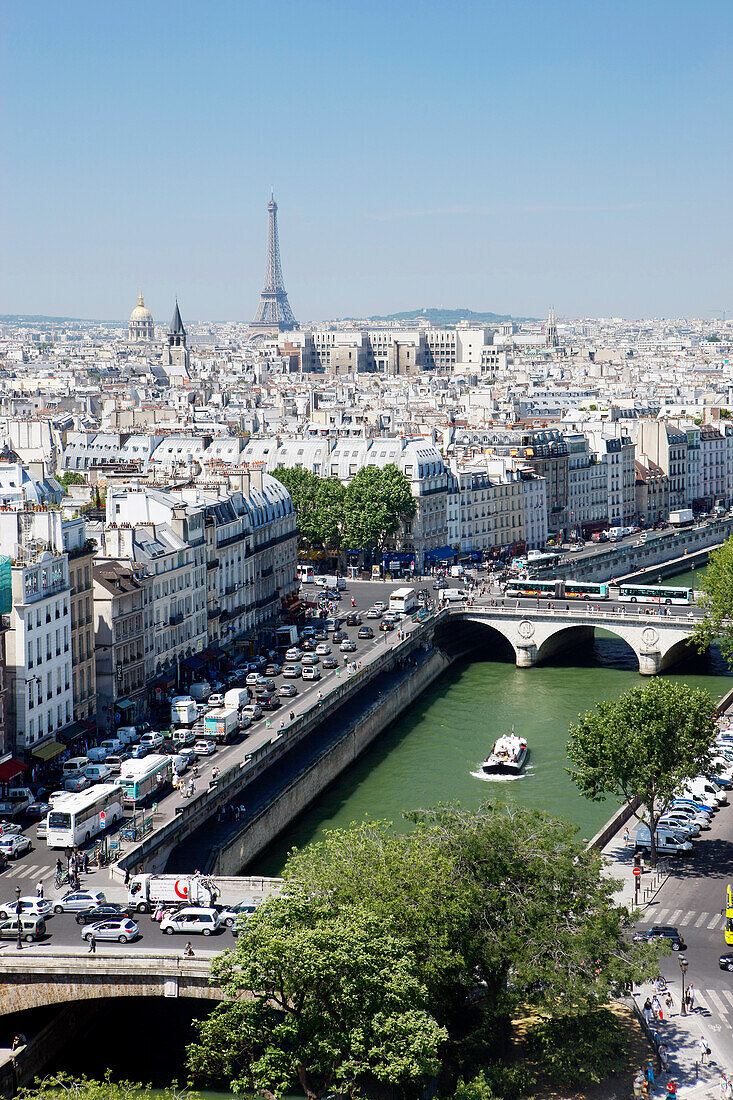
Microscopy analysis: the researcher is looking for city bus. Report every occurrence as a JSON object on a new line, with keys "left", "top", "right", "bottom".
{"left": 505, "top": 579, "right": 609, "bottom": 601}
{"left": 617, "top": 584, "right": 693, "bottom": 605}
{"left": 504, "top": 579, "right": 560, "bottom": 598}
{"left": 118, "top": 755, "right": 172, "bottom": 807}
{"left": 297, "top": 565, "right": 315, "bottom": 584}
{"left": 388, "top": 587, "right": 418, "bottom": 615}
{"left": 45, "top": 783, "right": 124, "bottom": 849}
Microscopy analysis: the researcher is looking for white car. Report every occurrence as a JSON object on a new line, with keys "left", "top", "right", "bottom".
{"left": 241, "top": 703, "right": 263, "bottom": 721}
{"left": 285, "top": 647, "right": 302, "bottom": 662}
{"left": 53, "top": 890, "right": 106, "bottom": 914}
{"left": 81, "top": 918, "right": 140, "bottom": 944}
{"left": 139, "top": 732, "right": 164, "bottom": 751}
{"left": 161, "top": 906, "right": 222, "bottom": 936}
{"left": 0, "top": 897, "right": 53, "bottom": 919}
{"left": 340, "top": 640, "right": 357, "bottom": 653}
{"left": 193, "top": 740, "right": 217, "bottom": 756}
{"left": 207, "top": 693, "right": 225, "bottom": 708}
{"left": 366, "top": 607, "right": 381, "bottom": 619}
{"left": 315, "top": 643, "right": 331, "bottom": 656}
{"left": 0, "top": 834, "right": 32, "bottom": 860}
{"left": 282, "top": 665, "right": 302, "bottom": 679}
{"left": 246, "top": 672, "right": 263, "bottom": 687}
{"left": 302, "top": 666, "right": 321, "bottom": 681}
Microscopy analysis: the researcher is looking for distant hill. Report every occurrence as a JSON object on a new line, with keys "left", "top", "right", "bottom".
{"left": 367, "top": 307, "right": 536, "bottom": 325}
{"left": 0, "top": 314, "right": 120, "bottom": 324}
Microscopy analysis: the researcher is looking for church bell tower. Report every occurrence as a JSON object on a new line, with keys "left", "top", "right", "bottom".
{"left": 162, "top": 299, "right": 190, "bottom": 373}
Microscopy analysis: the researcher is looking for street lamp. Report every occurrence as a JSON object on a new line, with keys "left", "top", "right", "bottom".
{"left": 15, "top": 887, "right": 22, "bottom": 951}
{"left": 679, "top": 955, "right": 689, "bottom": 1015}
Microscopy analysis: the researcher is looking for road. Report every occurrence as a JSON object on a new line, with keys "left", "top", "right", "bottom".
{"left": 635, "top": 794, "right": 733, "bottom": 1067}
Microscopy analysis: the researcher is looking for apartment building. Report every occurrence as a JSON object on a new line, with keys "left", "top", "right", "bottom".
{"left": 93, "top": 560, "right": 147, "bottom": 731}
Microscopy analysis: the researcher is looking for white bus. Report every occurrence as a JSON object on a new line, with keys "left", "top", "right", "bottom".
{"left": 118, "top": 754, "right": 172, "bottom": 806}
{"left": 297, "top": 564, "right": 315, "bottom": 584}
{"left": 46, "top": 783, "right": 124, "bottom": 849}
{"left": 388, "top": 587, "right": 418, "bottom": 615}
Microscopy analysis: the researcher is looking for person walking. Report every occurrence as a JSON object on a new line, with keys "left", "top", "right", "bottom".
{"left": 725, "top": 1075, "right": 733, "bottom": 1100}
{"left": 688, "top": 983, "right": 696, "bottom": 1012}
{"left": 623, "top": 826, "right": 630, "bottom": 846}
{"left": 665, "top": 990, "right": 674, "bottom": 1015}
{"left": 659, "top": 1043, "right": 669, "bottom": 1074}
{"left": 647, "top": 1060, "right": 655, "bottom": 1090}
{"left": 719, "top": 1074, "right": 728, "bottom": 1100}
{"left": 699, "top": 1035, "right": 710, "bottom": 1065}
{"left": 643, "top": 997, "right": 653, "bottom": 1025}
{"left": 35, "top": 880, "right": 43, "bottom": 899}
{"left": 652, "top": 994, "right": 662, "bottom": 1020}
{"left": 88, "top": 933, "right": 96, "bottom": 954}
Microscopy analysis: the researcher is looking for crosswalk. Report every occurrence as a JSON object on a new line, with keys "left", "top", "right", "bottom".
{"left": 638, "top": 906, "right": 726, "bottom": 930}
{"left": 0, "top": 862, "right": 56, "bottom": 883}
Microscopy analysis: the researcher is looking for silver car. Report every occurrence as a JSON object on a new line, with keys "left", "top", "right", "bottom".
{"left": 81, "top": 917, "right": 139, "bottom": 944}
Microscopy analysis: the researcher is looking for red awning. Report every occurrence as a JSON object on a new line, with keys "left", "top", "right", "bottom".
{"left": 0, "top": 759, "right": 27, "bottom": 782}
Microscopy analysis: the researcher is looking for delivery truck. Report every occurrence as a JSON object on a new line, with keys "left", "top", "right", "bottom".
{"left": 170, "top": 696, "right": 198, "bottom": 726}
{"left": 669, "top": 508, "right": 694, "bottom": 527}
{"left": 127, "top": 873, "right": 220, "bottom": 913}
{"left": 634, "top": 823, "right": 692, "bottom": 856}
{"left": 223, "top": 688, "right": 250, "bottom": 711}
{"left": 203, "top": 706, "right": 240, "bottom": 743}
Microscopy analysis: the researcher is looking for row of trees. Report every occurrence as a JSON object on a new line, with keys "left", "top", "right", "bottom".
{"left": 274, "top": 464, "right": 416, "bottom": 558}
{"left": 186, "top": 803, "right": 661, "bottom": 1100}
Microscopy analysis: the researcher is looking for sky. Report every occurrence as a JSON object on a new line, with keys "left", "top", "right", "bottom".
{"left": 2, "top": 0, "right": 732, "bottom": 322}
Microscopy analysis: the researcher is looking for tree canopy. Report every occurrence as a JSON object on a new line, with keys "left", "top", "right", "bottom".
{"left": 190, "top": 804, "right": 660, "bottom": 1098}
{"left": 59, "top": 470, "right": 86, "bottom": 489}
{"left": 567, "top": 678, "right": 717, "bottom": 865}
{"left": 693, "top": 536, "right": 733, "bottom": 666}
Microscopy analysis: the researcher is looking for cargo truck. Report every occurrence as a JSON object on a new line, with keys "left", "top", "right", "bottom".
{"left": 127, "top": 872, "right": 220, "bottom": 913}
{"left": 669, "top": 508, "right": 694, "bottom": 527}
{"left": 170, "top": 696, "right": 198, "bottom": 726}
{"left": 203, "top": 706, "right": 240, "bottom": 743}
{"left": 223, "top": 688, "right": 250, "bottom": 711}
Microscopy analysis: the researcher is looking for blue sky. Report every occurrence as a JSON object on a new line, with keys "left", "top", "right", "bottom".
{"left": 2, "top": 0, "right": 732, "bottom": 320}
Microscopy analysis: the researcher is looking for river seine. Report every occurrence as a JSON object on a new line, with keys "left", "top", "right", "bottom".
{"left": 254, "top": 566, "right": 727, "bottom": 874}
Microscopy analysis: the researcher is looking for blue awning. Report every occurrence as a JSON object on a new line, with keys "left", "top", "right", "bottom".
{"left": 424, "top": 545, "right": 458, "bottom": 562}
{"left": 381, "top": 552, "right": 415, "bottom": 564}
{"left": 181, "top": 654, "right": 205, "bottom": 671}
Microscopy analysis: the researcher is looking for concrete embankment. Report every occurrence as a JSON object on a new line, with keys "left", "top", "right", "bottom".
{"left": 203, "top": 646, "right": 452, "bottom": 874}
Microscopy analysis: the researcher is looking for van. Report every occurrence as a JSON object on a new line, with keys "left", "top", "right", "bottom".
{"left": 189, "top": 682, "right": 212, "bottom": 702}
{"left": 84, "top": 764, "right": 112, "bottom": 783}
{"left": 101, "top": 739, "right": 123, "bottom": 756}
{"left": 64, "top": 775, "right": 90, "bottom": 793}
{"left": 607, "top": 526, "right": 624, "bottom": 541}
{"left": 86, "top": 746, "right": 109, "bottom": 763}
{"left": 680, "top": 779, "right": 727, "bottom": 807}
{"left": 160, "top": 906, "right": 222, "bottom": 936}
{"left": 441, "top": 588, "right": 465, "bottom": 602}
{"left": 635, "top": 824, "right": 692, "bottom": 855}
{"left": 62, "top": 757, "right": 89, "bottom": 779}
{"left": 0, "top": 913, "right": 46, "bottom": 942}
{"left": 116, "top": 727, "right": 137, "bottom": 747}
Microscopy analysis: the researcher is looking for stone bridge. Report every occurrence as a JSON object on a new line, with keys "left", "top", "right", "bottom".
{"left": 0, "top": 953, "right": 224, "bottom": 1017}
{"left": 441, "top": 603, "right": 703, "bottom": 675}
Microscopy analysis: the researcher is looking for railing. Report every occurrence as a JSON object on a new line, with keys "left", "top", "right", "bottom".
{"left": 455, "top": 603, "right": 701, "bottom": 628}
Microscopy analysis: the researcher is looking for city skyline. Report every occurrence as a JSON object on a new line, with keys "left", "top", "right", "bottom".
{"left": 2, "top": 0, "right": 732, "bottom": 320}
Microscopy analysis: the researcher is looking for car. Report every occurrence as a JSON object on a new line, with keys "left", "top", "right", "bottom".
{"left": 345, "top": 613, "right": 361, "bottom": 626}
{"left": 380, "top": 619, "right": 395, "bottom": 631}
{"left": 282, "top": 664, "right": 302, "bottom": 679}
{"left": 130, "top": 744, "right": 148, "bottom": 759}
{"left": 178, "top": 747, "right": 198, "bottom": 763}
{"left": 0, "top": 897, "right": 53, "bottom": 919}
{"left": 140, "top": 732, "right": 164, "bottom": 751}
{"left": 217, "top": 902, "right": 258, "bottom": 928}
{"left": 633, "top": 925, "right": 686, "bottom": 951}
{"left": 433, "top": 579, "right": 448, "bottom": 590}
{"left": 53, "top": 890, "right": 106, "bottom": 914}
{"left": 301, "top": 639, "right": 316, "bottom": 652}
{"left": 103, "top": 755, "right": 129, "bottom": 776}
{"left": 0, "top": 851, "right": 8, "bottom": 872}
{"left": 246, "top": 672, "right": 263, "bottom": 687}
{"left": 0, "top": 834, "right": 32, "bottom": 860}
{"left": 366, "top": 607, "right": 381, "bottom": 618}
{"left": 264, "top": 664, "right": 282, "bottom": 677}
{"left": 0, "top": 914, "right": 46, "bottom": 941}
{"left": 374, "top": 601, "right": 386, "bottom": 612}
{"left": 258, "top": 693, "right": 281, "bottom": 710}
{"left": 193, "top": 740, "right": 217, "bottom": 756}
{"left": 241, "top": 703, "right": 263, "bottom": 721}
{"left": 284, "top": 647, "right": 303, "bottom": 662}
{"left": 207, "top": 693, "right": 225, "bottom": 708}
{"left": 315, "top": 643, "right": 331, "bottom": 656}
{"left": 82, "top": 918, "right": 140, "bottom": 944}
{"left": 302, "top": 666, "right": 321, "bottom": 681}
{"left": 0, "top": 821, "right": 24, "bottom": 837}
{"left": 278, "top": 683, "right": 298, "bottom": 698}
{"left": 254, "top": 677, "right": 276, "bottom": 692}
{"left": 358, "top": 626, "right": 375, "bottom": 639}
{"left": 720, "top": 953, "right": 733, "bottom": 972}
{"left": 340, "top": 640, "right": 357, "bottom": 653}
{"left": 75, "top": 903, "right": 136, "bottom": 925}
{"left": 332, "top": 630, "right": 347, "bottom": 644}
{"left": 301, "top": 654, "right": 320, "bottom": 666}
{"left": 160, "top": 906, "right": 222, "bottom": 936}
{"left": 322, "top": 657, "right": 339, "bottom": 670}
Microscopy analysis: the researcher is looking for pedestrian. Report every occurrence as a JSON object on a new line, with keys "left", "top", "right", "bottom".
{"left": 652, "top": 994, "right": 662, "bottom": 1020}
{"left": 726, "top": 1076, "right": 733, "bottom": 1100}
{"left": 699, "top": 1036, "right": 710, "bottom": 1065}
{"left": 88, "top": 933, "right": 96, "bottom": 954}
{"left": 659, "top": 1043, "right": 669, "bottom": 1074}
{"left": 647, "top": 1060, "right": 655, "bottom": 1089}
{"left": 36, "top": 880, "right": 43, "bottom": 899}
{"left": 643, "top": 997, "right": 653, "bottom": 1025}
{"left": 55, "top": 858, "right": 62, "bottom": 877}
{"left": 688, "top": 983, "right": 696, "bottom": 1011}
{"left": 720, "top": 1075, "right": 728, "bottom": 1100}
{"left": 123, "top": 867, "right": 130, "bottom": 886}
{"left": 83, "top": 852, "right": 89, "bottom": 874}
{"left": 289, "top": 711, "right": 295, "bottom": 721}
{"left": 623, "top": 826, "right": 630, "bottom": 846}
{"left": 665, "top": 990, "right": 674, "bottom": 1015}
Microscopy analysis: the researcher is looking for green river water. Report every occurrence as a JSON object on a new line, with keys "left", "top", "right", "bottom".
{"left": 253, "top": 566, "right": 724, "bottom": 873}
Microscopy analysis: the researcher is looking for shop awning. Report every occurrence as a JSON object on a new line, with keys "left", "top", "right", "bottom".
{"left": 381, "top": 552, "right": 415, "bottom": 564}
{"left": 181, "top": 654, "right": 205, "bottom": 671}
{"left": 116, "top": 698, "right": 135, "bottom": 711}
{"left": 31, "top": 740, "right": 66, "bottom": 762}
{"left": 424, "top": 545, "right": 458, "bottom": 562}
{"left": 58, "top": 722, "right": 88, "bottom": 743}
{"left": 0, "top": 759, "right": 26, "bottom": 782}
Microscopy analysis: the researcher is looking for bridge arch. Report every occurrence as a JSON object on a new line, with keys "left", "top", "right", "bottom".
{"left": 434, "top": 615, "right": 517, "bottom": 662}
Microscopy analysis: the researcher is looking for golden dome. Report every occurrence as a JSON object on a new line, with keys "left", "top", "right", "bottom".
{"left": 130, "top": 290, "right": 153, "bottom": 322}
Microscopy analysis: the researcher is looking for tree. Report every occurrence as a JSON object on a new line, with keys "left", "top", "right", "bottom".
{"left": 272, "top": 467, "right": 324, "bottom": 550}
{"left": 693, "top": 536, "right": 733, "bottom": 666}
{"left": 313, "top": 477, "right": 345, "bottom": 552}
{"left": 19, "top": 1074, "right": 194, "bottom": 1100}
{"left": 59, "top": 470, "right": 86, "bottom": 490}
{"left": 567, "top": 678, "right": 717, "bottom": 866}
{"left": 187, "top": 899, "right": 445, "bottom": 1100}
{"left": 343, "top": 464, "right": 416, "bottom": 555}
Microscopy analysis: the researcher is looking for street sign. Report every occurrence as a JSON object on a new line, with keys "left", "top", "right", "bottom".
{"left": 633, "top": 867, "right": 641, "bottom": 877}
{"left": 99, "top": 811, "right": 106, "bottom": 827}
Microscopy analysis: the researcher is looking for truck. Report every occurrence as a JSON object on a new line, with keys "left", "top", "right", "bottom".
{"left": 669, "top": 508, "right": 694, "bottom": 527}
{"left": 170, "top": 695, "right": 198, "bottom": 726}
{"left": 440, "top": 588, "right": 466, "bottom": 603}
{"left": 224, "top": 687, "right": 250, "bottom": 711}
{"left": 127, "top": 872, "right": 220, "bottom": 913}
{"left": 0, "top": 787, "right": 34, "bottom": 818}
{"left": 634, "top": 823, "right": 692, "bottom": 856}
{"left": 189, "top": 681, "right": 212, "bottom": 702}
{"left": 203, "top": 706, "right": 240, "bottom": 743}
{"left": 276, "top": 625, "right": 299, "bottom": 649}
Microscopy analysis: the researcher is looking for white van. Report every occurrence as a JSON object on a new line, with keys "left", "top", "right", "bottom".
{"left": 101, "top": 738, "right": 123, "bottom": 756}
{"left": 86, "top": 747, "right": 109, "bottom": 763}
{"left": 84, "top": 763, "right": 112, "bottom": 782}
{"left": 635, "top": 824, "right": 692, "bottom": 855}
{"left": 160, "top": 906, "right": 222, "bottom": 936}
{"left": 681, "top": 778, "right": 728, "bottom": 807}
{"left": 116, "top": 727, "right": 137, "bottom": 747}
{"left": 62, "top": 757, "right": 89, "bottom": 778}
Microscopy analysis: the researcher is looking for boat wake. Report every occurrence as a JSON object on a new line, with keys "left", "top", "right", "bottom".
{"left": 470, "top": 768, "right": 525, "bottom": 783}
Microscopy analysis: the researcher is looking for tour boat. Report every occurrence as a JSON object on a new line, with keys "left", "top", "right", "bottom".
{"left": 481, "top": 732, "right": 528, "bottom": 775}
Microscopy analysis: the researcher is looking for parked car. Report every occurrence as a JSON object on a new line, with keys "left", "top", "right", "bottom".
{"left": 0, "top": 834, "right": 32, "bottom": 860}
{"left": 52, "top": 890, "right": 106, "bottom": 915}
{"left": 81, "top": 918, "right": 140, "bottom": 944}
{"left": 161, "top": 906, "right": 222, "bottom": 936}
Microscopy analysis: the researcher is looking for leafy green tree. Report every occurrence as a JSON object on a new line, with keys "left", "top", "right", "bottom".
{"left": 343, "top": 464, "right": 416, "bottom": 554}
{"left": 272, "top": 467, "right": 324, "bottom": 550}
{"left": 526, "top": 1009, "right": 629, "bottom": 1088}
{"left": 567, "top": 678, "right": 717, "bottom": 866}
{"left": 59, "top": 470, "right": 86, "bottom": 490}
{"left": 693, "top": 536, "right": 733, "bottom": 666}
{"left": 187, "top": 898, "right": 445, "bottom": 1100}
{"left": 314, "top": 477, "right": 345, "bottom": 551}
{"left": 19, "top": 1073, "right": 195, "bottom": 1100}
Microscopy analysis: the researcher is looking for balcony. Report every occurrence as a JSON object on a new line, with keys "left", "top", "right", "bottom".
{"left": 169, "top": 613, "right": 184, "bottom": 626}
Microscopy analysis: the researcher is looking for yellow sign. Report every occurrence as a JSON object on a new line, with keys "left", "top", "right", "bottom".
{"left": 725, "top": 884, "right": 733, "bottom": 945}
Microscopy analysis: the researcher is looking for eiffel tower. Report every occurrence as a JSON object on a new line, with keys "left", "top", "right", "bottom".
{"left": 250, "top": 193, "right": 298, "bottom": 334}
